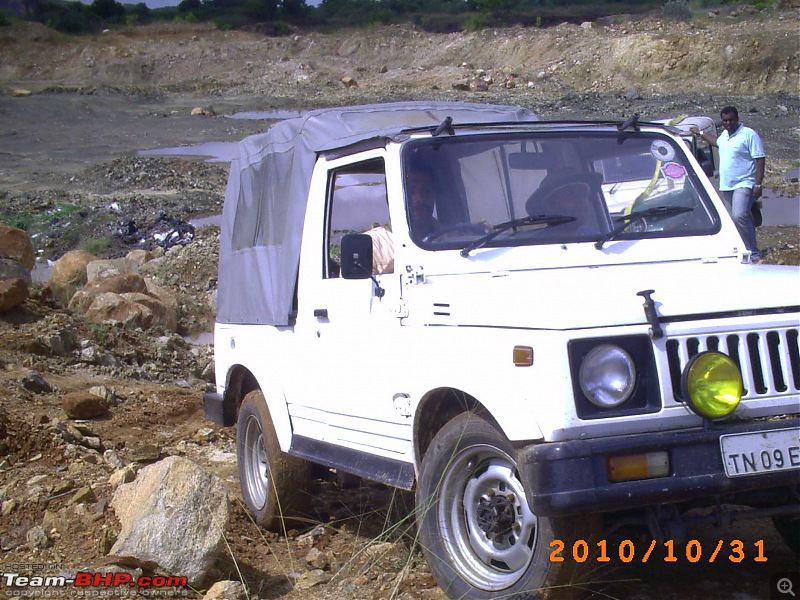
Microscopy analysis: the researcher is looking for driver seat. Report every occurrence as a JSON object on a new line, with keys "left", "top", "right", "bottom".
{"left": 525, "top": 171, "right": 605, "bottom": 217}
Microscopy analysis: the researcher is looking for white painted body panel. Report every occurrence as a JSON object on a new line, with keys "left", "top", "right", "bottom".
{"left": 212, "top": 124, "right": 800, "bottom": 474}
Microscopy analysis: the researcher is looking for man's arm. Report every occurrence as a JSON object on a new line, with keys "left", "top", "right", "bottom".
{"left": 691, "top": 126, "right": 717, "bottom": 146}
{"left": 753, "top": 156, "right": 765, "bottom": 199}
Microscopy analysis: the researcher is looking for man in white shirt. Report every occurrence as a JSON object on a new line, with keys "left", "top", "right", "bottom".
{"left": 692, "top": 106, "right": 766, "bottom": 262}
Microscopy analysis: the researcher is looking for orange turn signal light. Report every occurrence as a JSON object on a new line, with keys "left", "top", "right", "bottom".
{"left": 607, "top": 451, "right": 670, "bottom": 483}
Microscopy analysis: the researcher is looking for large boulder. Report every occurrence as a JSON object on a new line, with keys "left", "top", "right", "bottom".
{"left": 68, "top": 273, "right": 149, "bottom": 314}
{"left": 0, "top": 258, "right": 32, "bottom": 285}
{"left": 125, "top": 249, "right": 156, "bottom": 268}
{"left": 48, "top": 250, "right": 97, "bottom": 307}
{"left": 110, "top": 456, "right": 230, "bottom": 587}
{"left": 121, "top": 292, "right": 177, "bottom": 331}
{"left": 0, "top": 278, "right": 29, "bottom": 313}
{"left": 61, "top": 391, "right": 108, "bottom": 420}
{"left": 86, "top": 258, "right": 140, "bottom": 283}
{"left": 69, "top": 273, "right": 176, "bottom": 332}
{"left": 82, "top": 292, "right": 154, "bottom": 330}
{"left": 0, "top": 225, "right": 35, "bottom": 271}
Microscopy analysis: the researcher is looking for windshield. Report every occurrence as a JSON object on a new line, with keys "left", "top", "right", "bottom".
{"left": 402, "top": 131, "right": 720, "bottom": 250}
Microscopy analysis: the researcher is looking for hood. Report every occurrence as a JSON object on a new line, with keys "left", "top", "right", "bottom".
{"left": 412, "top": 261, "right": 799, "bottom": 330}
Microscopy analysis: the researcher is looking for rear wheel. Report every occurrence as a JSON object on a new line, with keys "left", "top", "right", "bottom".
{"left": 237, "top": 390, "right": 313, "bottom": 530}
{"left": 416, "top": 412, "right": 590, "bottom": 599}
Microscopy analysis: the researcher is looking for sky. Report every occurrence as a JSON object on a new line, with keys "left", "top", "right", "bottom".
{"left": 122, "top": 0, "right": 322, "bottom": 7}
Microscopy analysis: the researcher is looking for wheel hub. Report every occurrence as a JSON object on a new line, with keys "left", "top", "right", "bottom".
{"left": 476, "top": 493, "right": 516, "bottom": 536}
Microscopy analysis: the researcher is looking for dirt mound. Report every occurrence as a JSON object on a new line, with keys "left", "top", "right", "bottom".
{"left": 1, "top": 12, "right": 798, "bottom": 98}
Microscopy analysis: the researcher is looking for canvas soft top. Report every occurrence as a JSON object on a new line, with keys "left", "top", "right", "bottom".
{"left": 218, "top": 101, "right": 539, "bottom": 326}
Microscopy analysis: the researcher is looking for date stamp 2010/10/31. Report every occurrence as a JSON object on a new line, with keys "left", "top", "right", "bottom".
{"left": 549, "top": 538, "right": 769, "bottom": 564}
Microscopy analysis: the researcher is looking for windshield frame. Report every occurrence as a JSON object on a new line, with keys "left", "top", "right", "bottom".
{"left": 401, "top": 129, "right": 722, "bottom": 252}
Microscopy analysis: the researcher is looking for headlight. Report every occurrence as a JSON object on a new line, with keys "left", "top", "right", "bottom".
{"left": 579, "top": 344, "right": 637, "bottom": 408}
{"left": 681, "top": 351, "right": 742, "bottom": 419}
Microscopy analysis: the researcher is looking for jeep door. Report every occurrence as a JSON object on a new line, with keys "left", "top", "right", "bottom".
{"left": 290, "top": 151, "right": 412, "bottom": 463}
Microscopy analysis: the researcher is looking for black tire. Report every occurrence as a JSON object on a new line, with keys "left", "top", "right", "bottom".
{"left": 236, "top": 390, "right": 313, "bottom": 530}
{"left": 773, "top": 514, "right": 800, "bottom": 555}
{"left": 416, "top": 412, "right": 591, "bottom": 600}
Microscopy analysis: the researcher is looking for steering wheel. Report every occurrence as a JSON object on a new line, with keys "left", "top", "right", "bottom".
{"left": 422, "top": 222, "right": 488, "bottom": 244}
{"left": 525, "top": 171, "right": 604, "bottom": 217}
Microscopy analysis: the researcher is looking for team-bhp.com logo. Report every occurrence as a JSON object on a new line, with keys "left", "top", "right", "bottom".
{"left": 2, "top": 572, "right": 188, "bottom": 597}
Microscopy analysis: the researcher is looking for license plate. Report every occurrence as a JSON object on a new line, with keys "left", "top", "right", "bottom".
{"left": 720, "top": 427, "right": 800, "bottom": 478}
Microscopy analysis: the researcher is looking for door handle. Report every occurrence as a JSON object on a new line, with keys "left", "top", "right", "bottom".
{"left": 313, "top": 308, "right": 328, "bottom": 318}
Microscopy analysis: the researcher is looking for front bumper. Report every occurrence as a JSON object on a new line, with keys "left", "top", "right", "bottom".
{"left": 518, "top": 417, "right": 800, "bottom": 517}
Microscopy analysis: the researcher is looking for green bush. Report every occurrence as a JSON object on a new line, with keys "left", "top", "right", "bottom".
{"left": 0, "top": 10, "right": 12, "bottom": 26}
{"left": 464, "top": 13, "right": 486, "bottom": 30}
{"left": 81, "top": 236, "right": 113, "bottom": 255}
{"left": 1, "top": 203, "right": 84, "bottom": 232}
{"left": 34, "top": 0, "right": 102, "bottom": 33}
{"left": 214, "top": 13, "right": 251, "bottom": 29}
{"left": 662, "top": 0, "right": 693, "bottom": 20}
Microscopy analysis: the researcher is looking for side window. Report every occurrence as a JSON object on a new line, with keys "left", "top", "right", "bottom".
{"left": 326, "top": 159, "right": 391, "bottom": 278}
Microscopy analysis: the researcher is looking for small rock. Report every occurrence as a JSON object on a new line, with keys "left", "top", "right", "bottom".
{"left": 21, "top": 371, "right": 53, "bottom": 394}
{"left": 2, "top": 499, "right": 18, "bottom": 516}
{"left": 194, "top": 427, "right": 216, "bottom": 443}
{"left": 305, "top": 547, "right": 329, "bottom": 570}
{"left": 62, "top": 392, "right": 108, "bottom": 419}
{"left": 90, "top": 385, "right": 117, "bottom": 405}
{"left": 202, "top": 581, "right": 247, "bottom": 600}
{"left": 104, "top": 449, "right": 124, "bottom": 469}
{"left": 294, "top": 569, "right": 331, "bottom": 590}
{"left": 26, "top": 525, "right": 51, "bottom": 550}
{"left": 27, "top": 474, "right": 49, "bottom": 486}
{"left": 131, "top": 444, "right": 161, "bottom": 463}
{"left": 98, "top": 528, "right": 117, "bottom": 556}
{"left": 69, "top": 486, "right": 96, "bottom": 506}
{"left": 108, "top": 467, "right": 137, "bottom": 489}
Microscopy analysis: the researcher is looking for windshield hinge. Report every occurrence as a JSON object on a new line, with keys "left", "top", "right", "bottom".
{"left": 637, "top": 289, "right": 664, "bottom": 340}
{"left": 404, "top": 265, "right": 426, "bottom": 286}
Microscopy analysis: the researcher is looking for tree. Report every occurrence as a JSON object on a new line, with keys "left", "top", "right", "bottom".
{"left": 476, "top": 0, "right": 519, "bottom": 20}
{"left": 281, "top": 0, "right": 306, "bottom": 17}
{"left": 178, "top": 0, "right": 201, "bottom": 11}
{"left": 127, "top": 2, "right": 150, "bottom": 23}
{"left": 243, "top": 0, "right": 277, "bottom": 19}
{"left": 90, "top": 0, "right": 125, "bottom": 20}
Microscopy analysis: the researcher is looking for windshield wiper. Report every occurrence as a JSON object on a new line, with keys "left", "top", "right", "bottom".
{"left": 460, "top": 214, "right": 575, "bottom": 257}
{"left": 594, "top": 205, "right": 694, "bottom": 249}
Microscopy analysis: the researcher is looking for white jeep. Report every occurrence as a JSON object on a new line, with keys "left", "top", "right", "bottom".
{"left": 204, "top": 101, "right": 799, "bottom": 599}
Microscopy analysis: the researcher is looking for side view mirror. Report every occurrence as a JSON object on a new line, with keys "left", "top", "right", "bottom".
{"left": 341, "top": 234, "right": 373, "bottom": 279}
{"left": 341, "top": 234, "right": 385, "bottom": 297}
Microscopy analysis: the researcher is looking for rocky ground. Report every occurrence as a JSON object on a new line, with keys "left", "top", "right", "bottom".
{"left": 0, "top": 6, "right": 799, "bottom": 600}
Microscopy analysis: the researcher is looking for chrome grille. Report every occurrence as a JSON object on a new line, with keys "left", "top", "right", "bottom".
{"left": 666, "top": 327, "right": 800, "bottom": 400}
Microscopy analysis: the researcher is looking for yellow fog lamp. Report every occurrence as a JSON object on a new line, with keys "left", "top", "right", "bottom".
{"left": 681, "top": 351, "right": 743, "bottom": 419}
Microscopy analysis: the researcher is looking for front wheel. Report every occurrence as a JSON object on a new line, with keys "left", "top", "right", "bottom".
{"left": 237, "top": 390, "right": 313, "bottom": 530}
{"left": 416, "top": 413, "right": 588, "bottom": 599}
